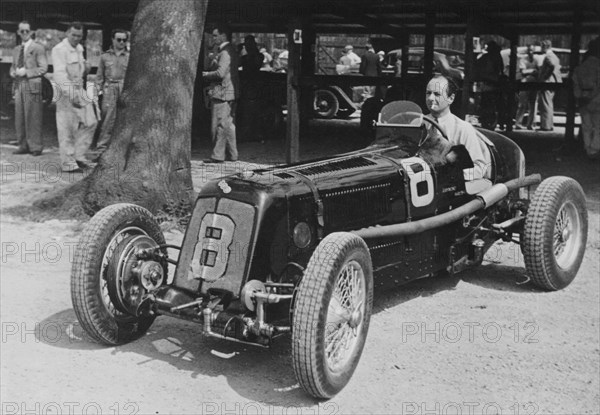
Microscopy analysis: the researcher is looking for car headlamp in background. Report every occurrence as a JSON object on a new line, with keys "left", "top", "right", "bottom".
{"left": 292, "top": 222, "right": 312, "bottom": 248}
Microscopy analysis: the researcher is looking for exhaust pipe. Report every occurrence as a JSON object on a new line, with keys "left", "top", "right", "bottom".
{"left": 352, "top": 174, "right": 540, "bottom": 240}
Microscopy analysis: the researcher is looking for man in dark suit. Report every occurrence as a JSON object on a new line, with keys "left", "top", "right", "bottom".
{"left": 202, "top": 23, "right": 240, "bottom": 163}
{"left": 359, "top": 42, "right": 382, "bottom": 99}
{"left": 10, "top": 21, "right": 48, "bottom": 155}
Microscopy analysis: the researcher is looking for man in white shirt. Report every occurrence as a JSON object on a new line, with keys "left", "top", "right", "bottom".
{"left": 425, "top": 75, "right": 492, "bottom": 192}
{"left": 52, "top": 22, "right": 98, "bottom": 172}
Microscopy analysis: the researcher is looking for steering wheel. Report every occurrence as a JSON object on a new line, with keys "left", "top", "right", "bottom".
{"left": 384, "top": 112, "right": 448, "bottom": 142}
{"left": 384, "top": 111, "right": 424, "bottom": 125}
{"left": 421, "top": 116, "right": 449, "bottom": 141}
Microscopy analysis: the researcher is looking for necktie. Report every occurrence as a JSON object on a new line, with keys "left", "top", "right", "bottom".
{"left": 17, "top": 45, "right": 24, "bottom": 68}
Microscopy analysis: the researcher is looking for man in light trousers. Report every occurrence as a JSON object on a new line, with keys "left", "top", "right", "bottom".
{"left": 52, "top": 22, "right": 97, "bottom": 172}
{"left": 202, "top": 23, "right": 239, "bottom": 163}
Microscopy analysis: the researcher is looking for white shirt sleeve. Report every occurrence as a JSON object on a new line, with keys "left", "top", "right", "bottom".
{"left": 443, "top": 114, "right": 492, "bottom": 181}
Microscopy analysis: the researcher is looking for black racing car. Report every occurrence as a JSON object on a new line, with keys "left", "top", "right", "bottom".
{"left": 71, "top": 100, "right": 588, "bottom": 399}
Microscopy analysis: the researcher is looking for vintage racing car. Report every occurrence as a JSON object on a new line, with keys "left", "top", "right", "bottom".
{"left": 71, "top": 101, "right": 588, "bottom": 399}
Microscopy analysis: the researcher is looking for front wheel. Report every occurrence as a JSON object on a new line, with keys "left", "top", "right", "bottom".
{"left": 71, "top": 203, "right": 167, "bottom": 345}
{"left": 292, "top": 232, "right": 373, "bottom": 398}
{"left": 313, "top": 89, "right": 339, "bottom": 119}
{"left": 522, "top": 177, "right": 588, "bottom": 290}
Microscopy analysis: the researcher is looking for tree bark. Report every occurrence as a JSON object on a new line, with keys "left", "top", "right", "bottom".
{"left": 82, "top": 0, "right": 207, "bottom": 215}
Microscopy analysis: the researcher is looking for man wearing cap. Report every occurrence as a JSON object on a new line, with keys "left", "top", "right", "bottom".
{"left": 10, "top": 21, "right": 48, "bottom": 156}
{"left": 94, "top": 29, "right": 130, "bottom": 156}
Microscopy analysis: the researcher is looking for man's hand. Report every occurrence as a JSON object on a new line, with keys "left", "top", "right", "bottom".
{"left": 72, "top": 92, "right": 84, "bottom": 109}
{"left": 15, "top": 68, "right": 26, "bottom": 77}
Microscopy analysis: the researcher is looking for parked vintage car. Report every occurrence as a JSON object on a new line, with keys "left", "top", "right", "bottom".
{"left": 71, "top": 101, "right": 588, "bottom": 399}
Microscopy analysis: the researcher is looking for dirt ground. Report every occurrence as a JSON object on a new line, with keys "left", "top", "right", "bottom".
{"left": 1, "top": 115, "right": 599, "bottom": 415}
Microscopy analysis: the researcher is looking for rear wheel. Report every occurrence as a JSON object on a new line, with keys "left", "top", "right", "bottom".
{"left": 71, "top": 203, "right": 166, "bottom": 345}
{"left": 292, "top": 232, "right": 373, "bottom": 398}
{"left": 314, "top": 89, "right": 339, "bottom": 119}
{"left": 522, "top": 177, "right": 588, "bottom": 290}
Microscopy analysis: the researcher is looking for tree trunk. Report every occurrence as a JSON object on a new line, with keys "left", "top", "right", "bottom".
{"left": 82, "top": 0, "right": 207, "bottom": 215}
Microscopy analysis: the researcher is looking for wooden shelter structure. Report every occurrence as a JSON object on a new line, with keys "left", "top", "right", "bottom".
{"left": 2, "top": 0, "right": 599, "bottom": 162}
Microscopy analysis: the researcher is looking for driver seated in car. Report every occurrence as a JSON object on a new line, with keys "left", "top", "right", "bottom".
{"left": 425, "top": 75, "right": 493, "bottom": 194}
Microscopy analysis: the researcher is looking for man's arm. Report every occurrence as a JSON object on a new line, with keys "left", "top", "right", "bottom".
{"left": 96, "top": 55, "right": 105, "bottom": 92}
{"left": 9, "top": 47, "right": 17, "bottom": 78}
{"left": 454, "top": 121, "right": 492, "bottom": 181}
{"left": 359, "top": 56, "right": 366, "bottom": 75}
{"left": 26, "top": 44, "right": 48, "bottom": 79}
{"left": 203, "top": 49, "right": 230, "bottom": 81}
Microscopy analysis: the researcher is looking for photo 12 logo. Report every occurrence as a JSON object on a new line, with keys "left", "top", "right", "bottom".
{"left": 401, "top": 401, "right": 539, "bottom": 415}
{"left": 1, "top": 401, "right": 139, "bottom": 415}
{"left": 401, "top": 321, "right": 539, "bottom": 344}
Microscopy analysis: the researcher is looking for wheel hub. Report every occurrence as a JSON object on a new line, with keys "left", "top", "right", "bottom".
{"left": 348, "top": 309, "right": 362, "bottom": 329}
{"left": 107, "top": 234, "right": 161, "bottom": 315}
{"left": 561, "top": 227, "right": 571, "bottom": 242}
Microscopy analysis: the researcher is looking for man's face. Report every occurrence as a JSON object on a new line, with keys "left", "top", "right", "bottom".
{"left": 112, "top": 32, "right": 127, "bottom": 51}
{"left": 67, "top": 27, "right": 83, "bottom": 48}
{"left": 425, "top": 77, "right": 454, "bottom": 116}
{"left": 212, "top": 29, "right": 226, "bottom": 47}
{"left": 17, "top": 23, "right": 31, "bottom": 42}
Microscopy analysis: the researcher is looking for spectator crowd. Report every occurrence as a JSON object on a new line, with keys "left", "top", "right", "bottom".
{"left": 7, "top": 21, "right": 600, "bottom": 167}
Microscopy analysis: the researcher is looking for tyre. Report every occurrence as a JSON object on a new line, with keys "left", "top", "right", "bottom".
{"left": 313, "top": 89, "right": 339, "bottom": 119}
{"left": 71, "top": 203, "right": 167, "bottom": 345}
{"left": 522, "top": 177, "right": 588, "bottom": 290}
{"left": 292, "top": 232, "right": 373, "bottom": 398}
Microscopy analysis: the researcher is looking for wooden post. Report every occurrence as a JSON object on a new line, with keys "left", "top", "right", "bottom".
{"left": 565, "top": 7, "right": 582, "bottom": 145}
{"left": 300, "top": 19, "right": 316, "bottom": 133}
{"left": 286, "top": 19, "right": 301, "bottom": 163}
{"left": 423, "top": 11, "right": 435, "bottom": 80}
{"left": 400, "top": 31, "right": 410, "bottom": 96}
{"left": 461, "top": 17, "right": 477, "bottom": 121}
{"left": 506, "top": 33, "right": 518, "bottom": 132}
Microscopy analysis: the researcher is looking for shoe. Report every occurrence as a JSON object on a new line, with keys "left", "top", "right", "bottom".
{"left": 12, "top": 148, "right": 29, "bottom": 155}
{"left": 64, "top": 168, "right": 83, "bottom": 174}
{"left": 31, "top": 151, "right": 42, "bottom": 156}
{"left": 536, "top": 128, "right": 553, "bottom": 132}
{"left": 526, "top": 125, "right": 534, "bottom": 130}
{"left": 203, "top": 158, "right": 224, "bottom": 163}
{"left": 514, "top": 124, "right": 525, "bottom": 130}
{"left": 76, "top": 160, "right": 92, "bottom": 170}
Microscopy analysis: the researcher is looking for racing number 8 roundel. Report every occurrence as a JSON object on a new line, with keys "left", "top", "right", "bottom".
{"left": 189, "top": 213, "right": 235, "bottom": 282}
{"left": 400, "top": 157, "right": 435, "bottom": 207}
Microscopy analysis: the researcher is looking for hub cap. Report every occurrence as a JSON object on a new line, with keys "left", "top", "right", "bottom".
{"left": 99, "top": 227, "right": 148, "bottom": 320}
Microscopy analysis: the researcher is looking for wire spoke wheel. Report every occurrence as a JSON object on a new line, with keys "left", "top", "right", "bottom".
{"left": 552, "top": 201, "right": 581, "bottom": 268}
{"left": 325, "top": 261, "right": 366, "bottom": 372}
{"left": 292, "top": 233, "right": 373, "bottom": 399}
{"left": 522, "top": 177, "right": 588, "bottom": 291}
